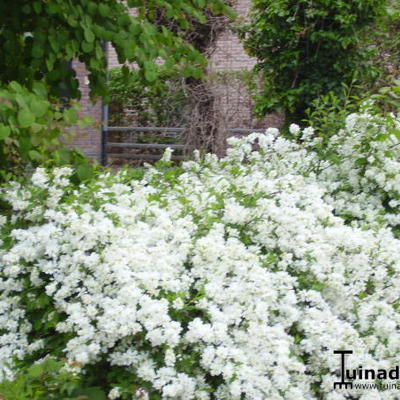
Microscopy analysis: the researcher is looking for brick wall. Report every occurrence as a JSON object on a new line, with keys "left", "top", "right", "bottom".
{"left": 70, "top": 60, "right": 103, "bottom": 162}
{"left": 208, "top": 0, "right": 256, "bottom": 73}
{"left": 108, "top": 43, "right": 122, "bottom": 71}
{"left": 207, "top": 0, "right": 284, "bottom": 131}
{"left": 107, "top": 0, "right": 283, "bottom": 130}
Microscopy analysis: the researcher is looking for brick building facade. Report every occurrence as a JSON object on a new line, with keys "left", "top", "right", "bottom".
{"left": 72, "top": 0, "right": 281, "bottom": 161}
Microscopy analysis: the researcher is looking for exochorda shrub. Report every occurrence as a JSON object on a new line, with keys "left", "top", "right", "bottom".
{"left": 1, "top": 110, "right": 400, "bottom": 399}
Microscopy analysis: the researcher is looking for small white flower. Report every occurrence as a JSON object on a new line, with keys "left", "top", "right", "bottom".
{"left": 31, "top": 168, "right": 49, "bottom": 188}
{"left": 108, "top": 387, "right": 121, "bottom": 399}
{"left": 161, "top": 147, "right": 173, "bottom": 162}
{"left": 265, "top": 127, "right": 279, "bottom": 136}
{"left": 135, "top": 387, "right": 149, "bottom": 399}
{"left": 172, "top": 298, "right": 184, "bottom": 310}
{"left": 289, "top": 123, "right": 301, "bottom": 135}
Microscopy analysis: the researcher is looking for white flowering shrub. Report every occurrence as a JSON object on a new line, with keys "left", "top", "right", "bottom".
{"left": 1, "top": 111, "right": 400, "bottom": 399}
{"left": 298, "top": 111, "right": 400, "bottom": 233}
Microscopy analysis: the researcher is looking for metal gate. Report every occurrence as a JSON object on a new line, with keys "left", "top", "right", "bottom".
{"left": 102, "top": 125, "right": 265, "bottom": 166}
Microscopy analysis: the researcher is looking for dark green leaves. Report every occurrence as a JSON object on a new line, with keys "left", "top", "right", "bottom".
{"left": 242, "top": 0, "right": 388, "bottom": 120}
{"left": 0, "top": 0, "right": 232, "bottom": 101}
{"left": 0, "top": 0, "right": 233, "bottom": 183}
{"left": 76, "top": 162, "right": 94, "bottom": 182}
{"left": 98, "top": 4, "right": 109, "bottom": 17}
{"left": 0, "top": 357, "right": 108, "bottom": 400}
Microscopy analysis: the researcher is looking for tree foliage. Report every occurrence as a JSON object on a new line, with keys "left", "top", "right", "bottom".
{"left": 241, "top": 0, "right": 388, "bottom": 120}
{"left": 0, "top": 0, "right": 232, "bottom": 181}
{"left": 0, "top": 0, "right": 232, "bottom": 100}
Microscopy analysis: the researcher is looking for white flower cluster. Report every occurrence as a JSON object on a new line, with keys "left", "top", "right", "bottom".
{"left": 308, "top": 112, "right": 400, "bottom": 230}
{"left": 1, "top": 112, "right": 400, "bottom": 399}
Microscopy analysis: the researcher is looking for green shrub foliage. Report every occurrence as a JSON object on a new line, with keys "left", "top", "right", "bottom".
{"left": 0, "top": 81, "right": 95, "bottom": 183}
{"left": 0, "top": 358, "right": 98, "bottom": 400}
{"left": 242, "top": 0, "right": 388, "bottom": 119}
{"left": 108, "top": 67, "right": 190, "bottom": 127}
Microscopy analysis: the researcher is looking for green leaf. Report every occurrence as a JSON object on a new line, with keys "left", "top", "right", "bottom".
{"left": 46, "top": 57, "right": 55, "bottom": 71}
{"left": 45, "top": 358, "right": 64, "bottom": 372}
{"left": 28, "top": 150, "right": 42, "bottom": 161}
{"left": 48, "top": 1, "right": 60, "bottom": 14}
{"left": 354, "top": 157, "right": 368, "bottom": 167}
{"left": 375, "top": 133, "right": 389, "bottom": 142}
{"left": 84, "top": 28, "right": 95, "bottom": 43}
{"left": 64, "top": 108, "right": 78, "bottom": 124}
{"left": 9, "top": 81, "right": 22, "bottom": 92}
{"left": 32, "top": 81, "right": 48, "bottom": 97}
{"left": 76, "top": 163, "right": 93, "bottom": 181}
{"left": 392, "top": 129, "right": 400, "bottom": 140}
{"left": 68, "top": 16, "right": 78, "bottom": 27}
{"left": 192, "top": 66, "right": 203, "bottom": 79}
{"left": 0, "top": 125, "right": 11, "bottom": 140}
{"left": 55, "top": 149, "right": 72, "bottom": 164}
{"left": 32, "top": 44, "right": 44, "bottom": 59}
{"left": 33, "top": 1, "right": 42, "bottom": 13}
{"left": 82, "top": 41, "right": 94, "bottom": 53}
{"left": 17, "top": 109, "right": 35, "bottom": 128}
{"left": 144, "top": 63, "right": 157, "bottom": 82}
{"left": 28, "top": 364, "right": 44, "bottom": 378}
{"left": 98, "top": 4, "right": 109, "bottom": 17}
{"left": 18, "top": 135, "right": 31, "bottom": 158}
{"left": 31, "top": 100, "right": 49, "bottom": 118}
